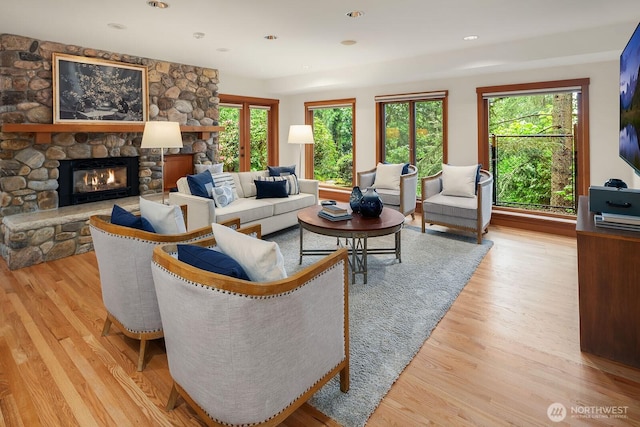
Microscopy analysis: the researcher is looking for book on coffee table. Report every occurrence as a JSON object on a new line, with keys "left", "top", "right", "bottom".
{"left": 322, "top": 204, "right": 348, "bottom": 215}
{"left": 318, "top": 210, "right": 352, "bottom": 221}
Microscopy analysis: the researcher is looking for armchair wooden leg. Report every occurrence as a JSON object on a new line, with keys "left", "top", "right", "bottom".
{"left": 166, "top": 383, "right": 179, "bottom": 411}
{"left": 137, "top": 339, "right": 148, "bottom": 371}
{"left": 101, "top": 317, "right": 112, "bottom": 336}
{"left": 421, "top": 217, "right": 426, "bottom": 233}
{"left": 340, "top": 365, "right": 350, "bottom": 392}
{"left": 477, "top": 230, "right": 482, "bottom": 244}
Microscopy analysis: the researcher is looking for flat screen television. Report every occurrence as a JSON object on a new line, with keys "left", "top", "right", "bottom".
{"left": 620, "top": 22, "right": 640, "bottom": 176}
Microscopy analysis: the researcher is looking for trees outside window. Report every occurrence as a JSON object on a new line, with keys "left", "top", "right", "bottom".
{"left": 477, "top": 79, "right": 590, "bottom": 216}
{"left": 304, "top": 99, "right": 355, "bottom": 185}
{"left": 218, "top": 95, "right": 279, "bottom": 172}
{"left": 376, "top": 92, "right": 448, "bottom": 197}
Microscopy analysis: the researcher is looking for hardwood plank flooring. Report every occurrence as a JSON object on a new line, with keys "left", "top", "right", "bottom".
{"left": 0, "top": 220, "right": 639, "bottom": 426}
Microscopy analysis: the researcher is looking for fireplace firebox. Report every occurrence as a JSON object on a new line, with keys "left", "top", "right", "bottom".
{"left": 58, "top": 157, "right": 140, "bottom": 206}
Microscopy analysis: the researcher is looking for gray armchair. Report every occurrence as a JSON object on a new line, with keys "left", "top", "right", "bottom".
{"left": 421, "top": 168, "right": 493, "bottom": 244}
{"left": 151, "top": 225, "right": 350, "bottom": 426}
{"left": 357, "top": 164, "right": 418, "bottom": 218}
{"left": 88, "top": 215, "right": 236, "bottom": 370}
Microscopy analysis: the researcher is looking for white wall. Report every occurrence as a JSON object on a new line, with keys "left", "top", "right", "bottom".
{"left": 222, "top": 59, "right": 634, "bottom": 189}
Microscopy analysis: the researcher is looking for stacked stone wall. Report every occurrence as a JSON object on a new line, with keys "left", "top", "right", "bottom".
{"left": 0, "top": 33, "right": 221, "bottom": 268}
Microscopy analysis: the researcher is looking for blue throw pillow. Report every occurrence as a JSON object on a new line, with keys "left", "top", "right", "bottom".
{"left": 177, "top": 244, "right": 251, "bottom": 280}
{"left": 186, "top": 170, "right": 215, "bottom": 198}
{"left": 254, "top": 179, "right": 288, "bottom": 199}
{"left": 111, "top": 204, "right": 156, "bottom": 232}
{"left": 268, "top": 165, "right": 296, "bottom": 176}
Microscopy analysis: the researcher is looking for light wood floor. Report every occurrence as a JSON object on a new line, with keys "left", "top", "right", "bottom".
{"left": 1, "top": 220, "right": 639, "bottom": 426}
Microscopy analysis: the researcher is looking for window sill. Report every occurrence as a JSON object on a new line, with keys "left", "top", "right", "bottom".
{"left": 490, "top": 208, "right": 577, "bottom": 237}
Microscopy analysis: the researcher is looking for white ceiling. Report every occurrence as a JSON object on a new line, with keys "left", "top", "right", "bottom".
{"left": 2, "top": 0, "right": 640, "bottom": 94}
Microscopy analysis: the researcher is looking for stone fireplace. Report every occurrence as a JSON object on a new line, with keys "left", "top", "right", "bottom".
{"left": 0, "top": 33, "right": 222, "bottom": 269}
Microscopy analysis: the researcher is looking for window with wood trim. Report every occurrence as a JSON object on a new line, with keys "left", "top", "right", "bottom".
{"left": 219, "top": 95, "right": 279, "bottom": 172}
{"left": 476, "top": 79, "right": 590, "bottom": 216}
{"left": 304, "top": 99, "right": 356, "bottom": 184}
{"left": 375, "top": 91, "right": 448, "bottom": 197}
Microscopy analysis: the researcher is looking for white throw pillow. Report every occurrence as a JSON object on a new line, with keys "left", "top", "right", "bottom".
{"left": 194, "top": 163, "right": 223, "bottom": 175}
{"left": 440, "top": 164, "right": 479, "bottom": 198}
{"left": 138, "top": 197, "right": 187, "bottom": 234}
{"left": 373, "top": 162, "right": 404, "bottom": 190}
{"left": 212, "top": 172, "right": 240, "bottom": 200}
{"left": 212, "top": 222, "right": 287, "bottom": 282}
{"left": 257, "top": 174, "right": 300, "bottom": 195}
{"left": 211, "top": 185, "right": 234, "bottom": 208}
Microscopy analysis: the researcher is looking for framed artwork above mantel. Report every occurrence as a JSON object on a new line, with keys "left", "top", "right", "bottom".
{"left": 52, "top": 53, "right": 148, "bottom": 124}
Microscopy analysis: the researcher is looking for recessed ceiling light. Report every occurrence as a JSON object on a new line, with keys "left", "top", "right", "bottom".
{"left": 341, "top": 40, "right": 357, "bottom": 46}
{"left": 193, "top": 32, "right": 205, "bottom": 39}
{"left": 217, "top": 48, "right": 230, "bottom": 53}
{"left": 264, "top": 35, "right": 278, "bottom": 40}
{"left": 463, "top": 35, "right": 479, "bottom": 41}
{"left": 346, "top": 11, "right": 364, "bottom": 18}
{"left": 147, "top": 1, "right": 169, "bottom": 9}
{"left": 107, "top": 23, "right": 126, "bottom": 30}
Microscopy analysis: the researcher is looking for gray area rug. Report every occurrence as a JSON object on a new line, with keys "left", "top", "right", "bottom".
{"left": 265, "top": 224, "right": 493, "bottom": 427}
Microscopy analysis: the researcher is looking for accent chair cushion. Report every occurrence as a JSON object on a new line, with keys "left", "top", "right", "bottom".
{"left": 373, "top": 162, "right": 404, "bottom": 190}
{"left": 138, "top": 197, "right": 187, "bottom": 234}
{"left": 441, "top": 164, "right": 481, "bottom": 198}
{"left": 177, "top": 244, "right": 251, "bottom": 280}
{"left": 194, "top": 163, "right": 223, "bottom": 175}
{"left": 212, "top": 222, "right": 287, "bottom": 282}
{"left": 211, "top": 185, "right": 234, "bottom": 208}
{"left": 268, "top": 165, "right": 296, "bottom": 176}
{"left": 186, "top": 170, "right": 214, "bottom": 198}
{"left": 254, "top": 179, "right": 289, "bottom": 199}
{"left": 111, "top": 204, "right": 156, "bottom": 232}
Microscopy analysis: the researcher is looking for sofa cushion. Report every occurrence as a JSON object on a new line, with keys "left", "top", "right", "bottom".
{"left": 194, "top": 163, "right": 223, "bottom": 175}
{"left": 212, "top": 222, "right": 287, "bottom": 282}
{"left": 211, "top": 185, "right": 234, "bottom": 208}
{"left": 213, "top": 197, "right": 274, "bottom": 224}
{"left": 441, "top": 164, "right": 480, "bottom": 198}
{"left": 255, "top": 179, "right": 288, "bottom": 199}
{"left": 177, "top": 244, "right": 251, "bottom": 280}
{"left": 111, "top": 204, "right": 156, "bottom": 232}
{"left": 423, "top": 192, "right": 478, "bottom": 220}
{"left": 139, "top": 197, "right": 187, "bottom": 234}
{"left": 237, "top": 171, "right": 268, "bottom": 198}
{"left": 212, "top": 172, "right": 240, "bottom": 200}
{"left": 373, "top": 162, "right": 404, "bottom": 190}
{"left": 271, "top": 193, "right": 317, "bottom": 215}
{"left": 257, "top": 175, "right": 299, "bottom": 195}
{"left": 186, "top": 170, "right": 214, "bottom": 198}
{"left": 268, "top": 165, "right": 296, "bottom": 176}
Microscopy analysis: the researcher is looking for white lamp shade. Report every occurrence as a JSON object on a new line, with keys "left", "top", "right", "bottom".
{"left": 140, "top": 121, "right": 183, "bottom": 149}
{"left": 287, "top": 125, "right": 314, "bottom": 145}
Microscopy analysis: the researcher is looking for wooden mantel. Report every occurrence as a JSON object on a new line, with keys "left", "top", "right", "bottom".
{"left": 1, "top": 123, "right": 224, "bottom": 144}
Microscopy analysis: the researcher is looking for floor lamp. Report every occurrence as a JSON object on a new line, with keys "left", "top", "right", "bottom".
{"left": 140, "top": 121, "right": 183, "bottom": 203}
{"left": 287, "top": 125, "right": 314, "bottom": 177}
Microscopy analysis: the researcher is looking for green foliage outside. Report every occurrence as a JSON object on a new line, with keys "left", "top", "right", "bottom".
{"left": 312, "top": 107, "right": 353, "bottom": 186}
{"left": 489, "top": 94, "right": 577, "bottom": 213}
{"left": 383, "top": 101, "right": 444, "bottom": 196}
{"left": 218, "top": 107, "right": 268, "bottom": 172}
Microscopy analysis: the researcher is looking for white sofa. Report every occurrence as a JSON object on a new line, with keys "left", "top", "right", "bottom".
{"left": 169, "top": 170, "right": 319, "bottom": 234}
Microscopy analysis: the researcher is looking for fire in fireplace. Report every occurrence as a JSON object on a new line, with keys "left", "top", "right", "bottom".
{"left": 58, "top": 157, "right": 140, "bottom": 206}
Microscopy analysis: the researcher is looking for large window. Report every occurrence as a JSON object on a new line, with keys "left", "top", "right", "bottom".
{"left": 376, "top": 91, "right": 448, "bottom": 196}
{"left": 218, "top": 95, "right": 279, "bottom": 172}
{"left": 477, "top": 79, "right": 590, "bottom": 216}
{"left": 304, "top": 99, "right": 355, "bottom": 184}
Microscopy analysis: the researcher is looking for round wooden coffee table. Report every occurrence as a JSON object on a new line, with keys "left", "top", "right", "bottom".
{"left": 297, "top": 204, "right": 405, "bottom": 284}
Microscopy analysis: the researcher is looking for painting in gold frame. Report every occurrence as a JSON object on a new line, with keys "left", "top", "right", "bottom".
{"left": 53, "top": 53, "right": 148, "bottom": 124}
